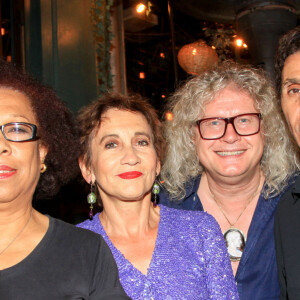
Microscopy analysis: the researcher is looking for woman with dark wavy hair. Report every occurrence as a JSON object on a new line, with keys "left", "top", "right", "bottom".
{"left": 0, "top": 61, "right": 129, "bottom": 299}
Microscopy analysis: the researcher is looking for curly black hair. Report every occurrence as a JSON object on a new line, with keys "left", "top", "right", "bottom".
{"left": 275, "top": 26, "right": 300, "bottom": 98}
{"left": 0, "top": 60, "right": 80, "bottom": 199}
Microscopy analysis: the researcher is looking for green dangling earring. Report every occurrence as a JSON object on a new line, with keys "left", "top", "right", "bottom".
{"left": 152, "top": 181, "right": 160, "bottom": 207}
{"left": 87, "top": 181, "right": 97, "bottom": 219}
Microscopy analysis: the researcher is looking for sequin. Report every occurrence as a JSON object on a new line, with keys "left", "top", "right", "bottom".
{"left": 78, "top": 205, "right": 239, "bottom": 299}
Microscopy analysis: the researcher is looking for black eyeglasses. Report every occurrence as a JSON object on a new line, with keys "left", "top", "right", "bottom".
{"left": 0, "top": 122, "right": 38, "bottom": 142}
{"left": 196, "top": 113, "right": 262, "bottom": 140}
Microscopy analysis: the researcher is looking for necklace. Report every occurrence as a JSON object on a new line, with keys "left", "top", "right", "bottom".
{"left": 207, "top": 173, "right": 262, "bottom": 262}
{"left": 0, "top": 209, "right": 33, "bottom": 256}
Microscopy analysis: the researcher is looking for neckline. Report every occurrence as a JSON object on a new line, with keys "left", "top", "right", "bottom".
{"left": 96, "top": 205, "right": 164, "bottom": 277}
{"left": 0, "top": 215, "right": 52, "bottom": 274}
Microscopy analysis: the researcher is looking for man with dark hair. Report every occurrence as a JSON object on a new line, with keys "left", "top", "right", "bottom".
{"left": 275, "top": 26, "right": 300, "bottom": 300}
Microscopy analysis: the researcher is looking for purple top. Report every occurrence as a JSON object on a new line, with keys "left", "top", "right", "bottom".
{"left": 78, "top": 205, "right": 239, "bottom": 299}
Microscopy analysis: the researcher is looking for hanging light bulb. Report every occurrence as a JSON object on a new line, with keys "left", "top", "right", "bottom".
{"left": 235, "top": 39, "right": 243, "bottom": 47}
{"left": 136, "top": 3, "right": 146, "bottom": 13}
{"left": 165, "top": 112, "right": 173, "bottom": 121}
{"left": 139, "top": 72, "right": 145, "bottom": 79}
{"left": 136, "top": 1, "right": 152, "bottom": 16}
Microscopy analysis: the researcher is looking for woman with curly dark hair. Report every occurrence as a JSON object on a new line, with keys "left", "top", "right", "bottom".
{"left": 0, "top": 61, "right": 129, "bottom": 299}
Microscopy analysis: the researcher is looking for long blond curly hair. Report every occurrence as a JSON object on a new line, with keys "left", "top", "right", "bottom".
{"left": 161, "top": 61, "right": 299, "bottom": 200}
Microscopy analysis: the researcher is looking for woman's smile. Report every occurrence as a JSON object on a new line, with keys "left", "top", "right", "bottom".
{"left": 0, "top": 165, "right": 17, "bottom": 179}
{"left": 117, "top": 171, "right": 143, "bottom": 179}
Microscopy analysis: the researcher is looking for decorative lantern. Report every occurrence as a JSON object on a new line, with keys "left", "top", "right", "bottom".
{"left": 177, "top": 40, "right": 218, "bottom": 75}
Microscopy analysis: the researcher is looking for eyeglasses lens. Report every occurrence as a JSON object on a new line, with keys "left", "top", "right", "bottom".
{"left": 2, "top": 123, "right": 35, "bottom": 142}
{"left": 199, "top": 114, "right": 260, "bottom": 139}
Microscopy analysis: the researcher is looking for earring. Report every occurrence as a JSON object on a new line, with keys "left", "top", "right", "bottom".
{"left": 152, "top": 180, "right": 160, "bottom": 207}
{"left": 40, "top": 163, "right": 47, "bottom": 173}
{"left": 87, "top": 182, "right": 97, "bottom": 219}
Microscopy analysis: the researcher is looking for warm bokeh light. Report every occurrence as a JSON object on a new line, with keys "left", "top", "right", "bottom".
{"left": 160, "top": 52, "right": 165, "bottom": 58}
{"left": 1, "top": 28, "right": 5, "bottom": 36}
{"left": 165, "top": 111, "right": 173, "bottom": 121}
{"left": 192, "top": 48, "right": 197, "bottom": 55}
{"left": 161, "top": 94, "right": 166, "bottom": 99}
{"left": 243, "top": 43, "right": 248, "bottom": 48}
{"left": 136, "top": 3, "right": 146, "bottom": 13}
{"left": 236, "top": 39, "right": 243, "bottom": 47}
{"left": 139, "top": 72, "right": 145, "bottom": 79}
{"left": 211, "top": 46, "right": 216, "bottom": 50}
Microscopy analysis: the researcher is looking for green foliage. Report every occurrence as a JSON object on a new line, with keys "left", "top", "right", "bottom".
{"left": 204, "top": 25, "right": 236, "bottom": 61}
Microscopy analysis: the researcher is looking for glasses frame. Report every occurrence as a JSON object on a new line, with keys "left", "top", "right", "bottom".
{"left": 0, "top": 122, "right": 38, "bottom": 142}
{"left": 196, "top": 113, "right": 262, "bottom": 140}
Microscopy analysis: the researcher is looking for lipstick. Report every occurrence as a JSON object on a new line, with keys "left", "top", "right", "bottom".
{"left": 0, "top": 165, "right": 17, "bottom": 179}
{"left": 117, "top": 171, "right": 142, "bottom": 179}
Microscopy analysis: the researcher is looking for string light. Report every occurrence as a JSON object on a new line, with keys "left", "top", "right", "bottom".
{"left": 234, "top": 38, "right": 248, "bottom": 49}
{"left": 136, "top": 2, "right": 152, "bottom": 16}
{"left": 136, "top": 3, "right": 146, "bottom": 13}
{"left": 165, "top": 112, "right": 173, "bottom": 121}
{"left": 235, "top": 39, "right": 243, "bottom": 47}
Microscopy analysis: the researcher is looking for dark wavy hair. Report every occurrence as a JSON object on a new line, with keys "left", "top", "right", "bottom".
{"left": 0, "top": 60, "right": 80, "bottom": 199}
{"left": 275, "top": 26, "right": 300, "bottom": 98}
{"left": 78, "top": 92, "right": 166, "bottom": 168}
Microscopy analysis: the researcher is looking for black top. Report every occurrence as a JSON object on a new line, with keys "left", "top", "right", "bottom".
{"left": 275, "top": 174, "right": 300, "bottom": 300}
{"left": 0, "top": 216, "right": 130, "bottom": 300}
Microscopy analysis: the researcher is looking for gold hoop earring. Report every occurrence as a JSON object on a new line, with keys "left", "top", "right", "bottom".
{"left": 40, "top": 163, "right": 47, "bottom": 173}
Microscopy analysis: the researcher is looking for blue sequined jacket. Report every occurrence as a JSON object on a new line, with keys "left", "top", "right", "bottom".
{"left": 78, "top": 205, "right": 239, "bottom": 299}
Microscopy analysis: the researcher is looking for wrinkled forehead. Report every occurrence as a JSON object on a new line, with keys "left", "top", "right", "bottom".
{"left": 200, "top": 84, "right": 258, "bottom": 116}
{"left": 92, "top": 108, "right": 153, "bottom": 138}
